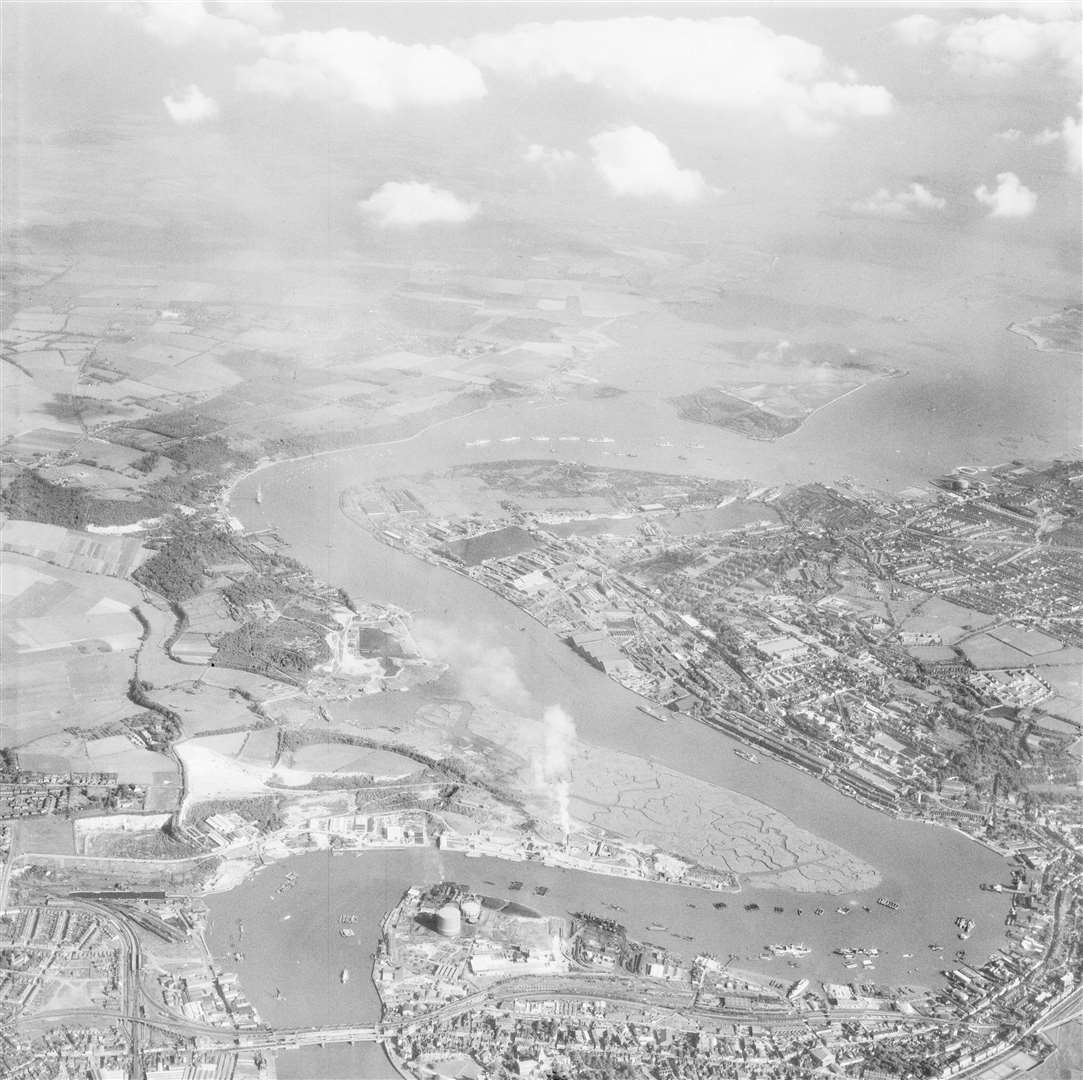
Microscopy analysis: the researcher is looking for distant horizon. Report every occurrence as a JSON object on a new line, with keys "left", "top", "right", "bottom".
{"left": 1, "top": 5, "right": 1081, "bottom": 1080}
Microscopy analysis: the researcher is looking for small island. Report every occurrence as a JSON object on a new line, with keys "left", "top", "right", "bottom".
{"left": 1008, "top": 305, "right": 1083, "bottom": 354}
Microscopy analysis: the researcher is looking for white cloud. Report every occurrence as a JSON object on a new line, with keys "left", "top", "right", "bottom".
{"left": 1064, "top": 114, "right": 1082, "bottom": 171}
{"left": 524, "top": 143, "right": 578, "bottom": 172}
{"left": 977, "top": 2, "right": 1079, "bottom": 20}
{"left": 125, "top": 1, "right": 260, "bottom": 48}
{"left": 163, "top": 84, "right": 220, "bottom": 125}
{"left": 210, "top": 0, "right": 281, "bottom": 31}
{"left": 974, "top": 172, "right": 1038, "bottom": 218}
{"left": 119, "top": 5, "right": 485, "bottom": 112}
{"left": 236, "top": 29, "right": 486, "bottom": 110}
{"left": 358, "top": 181, "right": 478, "bottom": 228}
{"left": 893, "top": 13, "right": 941, "bottom": 45}
{"left": 994, "top": 127, "right": 1023, "bottom": 141}
{"left": 851, "top": 182, "right": 947, "bottom": 219}
{"left": 1034, "top": 101, "right": 1082, "bottom": 173}
{"left": 944, "top": 15, "right": 1080, "bottom": 77}
{"left": 893, "top": 11, "right": 1080, "bottom": 78}
{"left": 465, "top": 16, "right": 892, "bottom": 135}
{"left": 589, "top": 126, "right": 711, "bottom": 203}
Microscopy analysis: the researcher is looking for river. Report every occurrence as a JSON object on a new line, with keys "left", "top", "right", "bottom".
{"left": 208, "top": 845, "right": 1006, "bottom": 1080}
{"left": 212, "top": 391, "right": 1035, "bottom": 1076}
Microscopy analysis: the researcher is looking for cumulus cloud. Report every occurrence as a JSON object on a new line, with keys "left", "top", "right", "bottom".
{"left": 893, "top": 13, "right": 941, "bottom": 45}
{"left": 851, "top": 182, "right": 947, "bottom": 219}
{"left": 1057, "top": 114, "right": 1080, "bottom": 172}
{"left": 163, "top": 84, "right": 220, "bottom": 125}
{"left": 894, "top": 11, "right": 1080, "bottom": 78}
{"left": 944, "top": 15, "right": 1080, "bottom": 77}
{"left": 977, "top": 2, "right": 1079, "bottom": 20}
{"left": 589, "top": 126, "right": 711, "bottom": 203}
{"left": 974, "top": 172, "right": 1038, "bottom": 218}
{"left": 524, "top": 143, "right": 577, "bottom": 173}
{"left": 210, "top": 0, "right": 281, "bottom": 30}
{"left": 119, "top": 5, "right": 487, "bottom": 112}
{"left": 125, "top": 0, "right": 261, "bottom": 48}
{"left": 236, "top": 29, "right": 486, "bottom": 109}
{"left": 1034, "top": 104, "right": 1082, "bottom": 173}
{"left": 465, "top": 16, "right": 892, "bottom": 135}
{"left": 358, "top": 181, "right": 478, "bottom": 228}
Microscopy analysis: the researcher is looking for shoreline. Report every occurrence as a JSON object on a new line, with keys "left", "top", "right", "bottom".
{"left": 331, "top": 474, "right": 1002, "bottom": 875}
{"left": 218, "top": 401, "right": 497, "bottom": 519}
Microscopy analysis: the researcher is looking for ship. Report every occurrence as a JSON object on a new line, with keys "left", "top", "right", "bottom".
{"left": 955, "top": 917, "right": 975, "bottom": 940}
{"left": 637, "top": 704, "right": 667, "bottom": 723}
{"left": 734, "top": 749, "right": 759, "bottom": 764}
{"left": 255, "top": 484, "right": 263, "bottom": 506}
{"left": 340, "top": 928, "right": 355, "bottom": 938}
{"left": 770, "top": 943, "right": 811, "bottom": 957}
{"left": 877, "top": 897, "right": 900, "bottom": 911}
{"left": 340, "top": 969, "right": 350, "bottom": 984}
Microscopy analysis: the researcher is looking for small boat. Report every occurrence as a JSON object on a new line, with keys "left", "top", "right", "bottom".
{"left": 713, "top": 902, "right": 728, "bottom": 911}
{"left": 734, "top": 749, "right": 759, "bottom": 764}
{"left": 769, "top": 943, "right": 811, "bottom": 957}
{"left": 340, "top": 969, "right": 350, "bottom": 984}
{"left": 340, "top": 928, "right": 355, "bottom": 938}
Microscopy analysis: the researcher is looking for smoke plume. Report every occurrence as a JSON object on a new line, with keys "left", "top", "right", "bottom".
{"left": 540, "top": 705, "right": 577, "bottom": 841}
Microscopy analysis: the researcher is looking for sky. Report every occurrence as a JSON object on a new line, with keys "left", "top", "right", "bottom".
{"left": 1, "top": 2, "right": 1080, "bottom": 274}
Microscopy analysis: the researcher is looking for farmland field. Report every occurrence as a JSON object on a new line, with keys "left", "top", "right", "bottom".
{"left": 1, "top": 552, "right": 144, "bottom": 745}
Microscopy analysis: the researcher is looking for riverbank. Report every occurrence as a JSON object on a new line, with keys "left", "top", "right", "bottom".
{"left": 208, "top": 847, "right": 1007, "bottom": 1079}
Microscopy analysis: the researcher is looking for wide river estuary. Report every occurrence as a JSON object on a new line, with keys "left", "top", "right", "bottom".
{"left": 211, "top": 395, "right": 1028, "bottom": 1078}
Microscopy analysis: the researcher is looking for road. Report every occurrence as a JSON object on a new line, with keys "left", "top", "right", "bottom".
{"left": 6, "top": 891, "right": 1055, "bottom": 1077}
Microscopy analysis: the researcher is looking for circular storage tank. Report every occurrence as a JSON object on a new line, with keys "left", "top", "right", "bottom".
{"left": 435, "top": 903, "right": 462, "bottom": 937}
{"left": 460, "top": 897, "right": 482, "bottom": 924}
